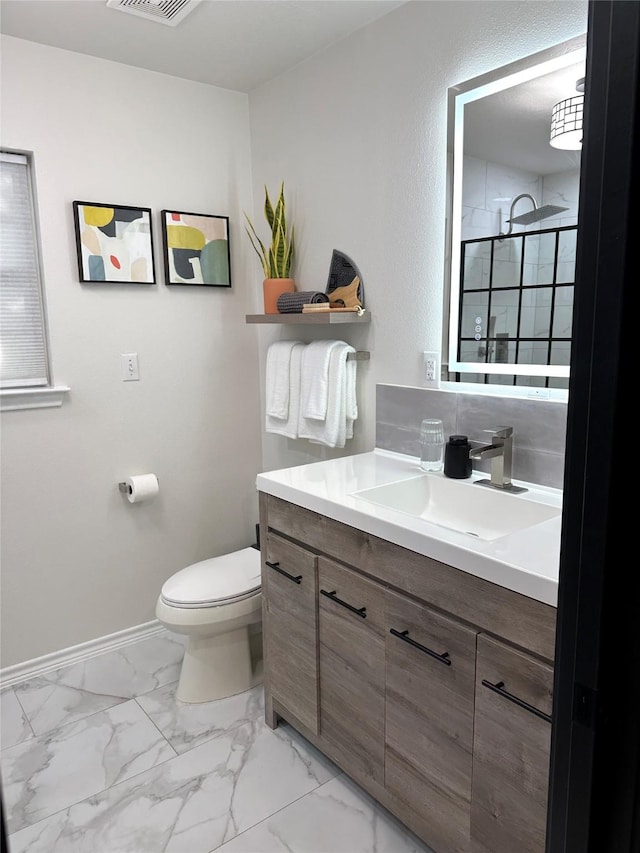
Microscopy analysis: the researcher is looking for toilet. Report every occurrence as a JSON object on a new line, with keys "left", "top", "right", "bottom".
{"left": 155, "top": 546, "right": 262, "bottom": 703}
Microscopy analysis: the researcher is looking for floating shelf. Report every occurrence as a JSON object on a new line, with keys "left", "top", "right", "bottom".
{"left": 245, "top": 312, "right": 371, "bottom": 325}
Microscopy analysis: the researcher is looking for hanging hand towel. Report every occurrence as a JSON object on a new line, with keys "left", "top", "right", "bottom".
{"left": 300, "top": 340, "right": 345, "bottom": 420}
{"left": 266, "top": 340, "right": 301, "bottom": 419}
{"left": 298, "top": 342, "right": 355, "bottom": 448}
{"left": 345, "top": 355, "right": 358, "bottom": 440}
{"left": 266, "top": 342, "right": 304, "bottom": 438}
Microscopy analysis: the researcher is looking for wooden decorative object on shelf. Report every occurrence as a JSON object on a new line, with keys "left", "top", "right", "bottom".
{"left": 301, "top": 304, "right": 363, "bottom": 314}
{"left": 327, "top": 276, "right": 361, "bottom": 308}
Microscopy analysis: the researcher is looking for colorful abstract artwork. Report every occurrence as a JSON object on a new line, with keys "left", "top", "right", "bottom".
{"left": 73, "top": 201, "right": 155, "bottom": 284}
{"left": 161, "top": 210, "right": 231, "bottom": 287}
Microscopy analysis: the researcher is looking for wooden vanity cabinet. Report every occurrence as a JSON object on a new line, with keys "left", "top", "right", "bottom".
{"left": 262, "top": 531, "right": 319, "bottom": 734}
{"left": 471, "top": 634, "right": 554, "bottom": 853}
{"left": 259, "top": 493, "right": 556, "bottom": 853}
{"left": 385, "top": 590, "right": 477, "bottom": 853}
{"left": 318, "top": 556, "right": 385, "bottom": 784}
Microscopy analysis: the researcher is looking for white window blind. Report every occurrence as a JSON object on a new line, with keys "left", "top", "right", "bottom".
{"left": 0, "top": 152, "right": 49, "bottom": 388}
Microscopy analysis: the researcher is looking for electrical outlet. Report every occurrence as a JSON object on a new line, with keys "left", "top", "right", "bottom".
{"left": 423, "top": 351, "right": 440, "bottom": 387}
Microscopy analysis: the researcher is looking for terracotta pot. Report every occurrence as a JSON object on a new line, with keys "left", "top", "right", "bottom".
{"left": 263, "top": 278, "right": 295, "bottom": 314}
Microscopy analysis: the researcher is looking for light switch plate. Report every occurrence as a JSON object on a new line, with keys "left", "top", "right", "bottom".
{"left": 121, "top": 352, "right": 139, "bottom": 381}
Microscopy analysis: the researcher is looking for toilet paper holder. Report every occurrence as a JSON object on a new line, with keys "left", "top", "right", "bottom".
{"left": 118, "top": 477, "right": 160, "bottom": 494}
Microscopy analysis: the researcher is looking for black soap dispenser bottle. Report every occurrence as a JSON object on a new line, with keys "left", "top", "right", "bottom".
{"left": 444, "top": 435, "right": 472, "bottom": 479}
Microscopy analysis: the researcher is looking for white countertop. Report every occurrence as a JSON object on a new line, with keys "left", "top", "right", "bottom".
{"left": 256, "top": 449, "right": 563, "bottom": 608}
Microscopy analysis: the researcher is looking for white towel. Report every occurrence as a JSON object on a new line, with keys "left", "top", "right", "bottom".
{"left": 266, "top": 340, "right": 301, "bottom": 419}
{"left": 266, "top": 342, "right": 304, "bottom": 438}
{"left": 298, "top": 342, "right": 355, "bottom": 448}
{"left": 300, "top": 340, "right": 345, "bottom": 420}
{"left": 345, "top": 356, "right": 358, "bottom": 440}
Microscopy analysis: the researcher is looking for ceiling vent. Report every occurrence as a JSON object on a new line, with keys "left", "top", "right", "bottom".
{"left": 106, "top": 0, "right": 201, "bottom": 27}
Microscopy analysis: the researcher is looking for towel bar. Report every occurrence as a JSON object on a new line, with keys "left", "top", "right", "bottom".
{"left": 347, "top": 351, "right": 370, "bottom": 361}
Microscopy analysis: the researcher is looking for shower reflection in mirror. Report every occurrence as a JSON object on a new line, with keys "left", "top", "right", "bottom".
{"left": 445, "top": 35, "right": 586, "bottom": 391}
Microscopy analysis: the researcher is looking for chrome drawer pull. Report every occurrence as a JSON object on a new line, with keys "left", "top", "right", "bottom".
{"left": 320, "top": 589, "right": 366, "bottom": 618}
{"left": 390, "top": 628, "right": 452, "bottom": 666}
{"left": 481, "top": 679, "right": 552, "bottom": 723}
{"left": 266, "top": 560, "right": 302, "bottom": 584}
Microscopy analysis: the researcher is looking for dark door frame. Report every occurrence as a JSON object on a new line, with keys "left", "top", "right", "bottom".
{"left": 548, "top": 2, "right": 640, "bottom": 851}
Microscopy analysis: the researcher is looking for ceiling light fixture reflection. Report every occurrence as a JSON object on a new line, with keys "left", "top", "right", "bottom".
{"left": 550, "top": 77, "right": 584, "bottom": 150}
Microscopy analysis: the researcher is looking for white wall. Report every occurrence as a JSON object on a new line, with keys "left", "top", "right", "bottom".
{"left": 0, "top": 36, "right": 262, "bottom": 666}
{"left": 248, "top": 0, "right": 587, "bottom": 474}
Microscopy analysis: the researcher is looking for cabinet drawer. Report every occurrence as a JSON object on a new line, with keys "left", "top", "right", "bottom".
{"left": 385, "top": 590, "right": 477, "bottom": 853}
{"left": 264, "top": 533, "right": 319, "bottom": 734}
{"left": 471, "top": 634, "right": 553, "bottom": 853}
{"left": 318, "top": 557, "right": 385, "bottom": 784}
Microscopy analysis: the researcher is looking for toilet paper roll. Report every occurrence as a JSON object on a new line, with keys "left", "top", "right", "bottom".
{"left": 126, "top": 473, "right": 159, "bottom": 503}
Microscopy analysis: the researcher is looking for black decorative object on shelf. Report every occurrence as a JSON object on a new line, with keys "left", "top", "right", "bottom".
{"left": 325, "top": 249, "right": 364, "bottom": 307}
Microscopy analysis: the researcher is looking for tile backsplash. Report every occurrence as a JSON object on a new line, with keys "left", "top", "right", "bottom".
{"left": 376, "top": 385, "right": 567, "bottom": 489}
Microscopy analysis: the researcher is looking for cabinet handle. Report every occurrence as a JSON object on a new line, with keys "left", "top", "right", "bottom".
{"left": 320, "top": 589, "right": 367, "bottom": 618}
{"left": 389, "top": 628, "right": 452, "bottom": 666}
{"left": 481, "top": 679, "right": 552, "bottom": 723}
{"left": 266, "top": 560, "right": 302, "bottom": 584}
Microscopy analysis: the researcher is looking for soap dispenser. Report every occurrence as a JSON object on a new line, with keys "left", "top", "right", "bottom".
{"left": 444, "top": 435, "right": 472, "bottom": 479}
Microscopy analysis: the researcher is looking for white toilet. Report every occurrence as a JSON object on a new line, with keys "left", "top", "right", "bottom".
{"left": 155, "top": 546, "right": 262, "bottom": 703}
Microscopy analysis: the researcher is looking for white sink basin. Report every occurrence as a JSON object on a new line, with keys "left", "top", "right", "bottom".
{"left": 351, "top": 474, "right": 561, "bottom": 541}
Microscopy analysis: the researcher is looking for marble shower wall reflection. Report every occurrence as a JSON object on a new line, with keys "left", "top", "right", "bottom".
{"left": 461, "top": 155, "right": 580, "bottom": 243}
{"left": 376, "top": 385, "right": 567, "bottom": 489}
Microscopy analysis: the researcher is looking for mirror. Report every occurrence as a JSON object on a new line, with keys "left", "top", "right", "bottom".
{"left": 444, "top": 35, "right": 587, "bottom": 392}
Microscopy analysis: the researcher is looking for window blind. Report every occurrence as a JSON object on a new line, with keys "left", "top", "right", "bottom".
{"left": 0, "top": 152, "right": 49, "bottom": 388}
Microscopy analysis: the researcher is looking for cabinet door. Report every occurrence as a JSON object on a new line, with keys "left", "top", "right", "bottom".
{"left": 318, "top": 557, "right": 385, "bottom": 784}
{"left": 264, "top": 533, "right": 319, "bottom": 734}
{"left": 385, "top": 590, "right": 477, "bottom": 853}
{"left": 471, "top": 634, "right": 554, "bottom": 853}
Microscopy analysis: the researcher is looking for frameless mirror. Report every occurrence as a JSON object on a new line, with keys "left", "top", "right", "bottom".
{"left": 444, "top": 35, "right": 587, "bottom": 391}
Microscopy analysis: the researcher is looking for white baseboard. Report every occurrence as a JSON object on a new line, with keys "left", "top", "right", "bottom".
{"left": 0, "top": 620, "right": 167, "bottom": 689}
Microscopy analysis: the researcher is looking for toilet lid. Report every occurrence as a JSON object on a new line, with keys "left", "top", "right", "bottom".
{"left": 160, "top": 547, "right": 261, "bottom": 608}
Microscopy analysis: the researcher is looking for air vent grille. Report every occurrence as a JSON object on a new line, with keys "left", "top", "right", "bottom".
{"left": 106, "top": 0, "right": 201, "bottom": 27}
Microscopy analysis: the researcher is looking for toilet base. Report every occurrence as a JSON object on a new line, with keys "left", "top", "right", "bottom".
{"left": 177, "top": 625, "right": 259, "bottom": 703}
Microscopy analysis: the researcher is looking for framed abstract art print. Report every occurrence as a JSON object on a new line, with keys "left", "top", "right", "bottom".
{"left": 161, "top": 210, "right": 231, "bottom": 287}
{"left": 73, "top": 201, "right": 155, "bottom": 284}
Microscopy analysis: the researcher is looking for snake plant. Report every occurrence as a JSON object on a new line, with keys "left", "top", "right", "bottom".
{"left": 244, "top": 182, "right": 295, "bottom": 278}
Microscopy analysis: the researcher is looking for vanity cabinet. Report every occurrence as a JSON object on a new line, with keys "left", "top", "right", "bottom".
{"left": 263, "top": 532, "right": 319, "bottom": 734}
{"left": 385, "top": 590, "right": 477, "bottom": 853}
{"left": 259, "top": 492, "right": 557, "bottom": 853}
{"left": 318, "top": 557, "right": 385, "bottom": 784}
{"left": 471, "top": 634, "right": 554, "bottom": 853}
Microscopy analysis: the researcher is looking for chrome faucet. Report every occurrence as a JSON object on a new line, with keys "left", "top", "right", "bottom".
{"left": 469, "top": 426, "right": 528, "bottom": 494}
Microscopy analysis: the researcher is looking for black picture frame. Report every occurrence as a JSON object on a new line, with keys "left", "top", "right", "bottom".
{"left": 160, "top": 210, "right": 231, "bottom": 287}
{"left": 72, "top": 201, "right": 155, "bottom": 284}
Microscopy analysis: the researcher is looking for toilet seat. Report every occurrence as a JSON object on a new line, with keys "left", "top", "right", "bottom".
{"left": 160, "top": 547, "right": 261, "bottom": 609}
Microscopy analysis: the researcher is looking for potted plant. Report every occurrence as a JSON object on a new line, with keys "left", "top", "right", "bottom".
{"left": 245, "top": 181, "right": 295, "bottom": 313}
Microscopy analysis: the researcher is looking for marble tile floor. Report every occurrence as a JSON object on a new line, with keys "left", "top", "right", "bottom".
{"left": 1, "top": 631, "right": 431, "bottom": 853}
